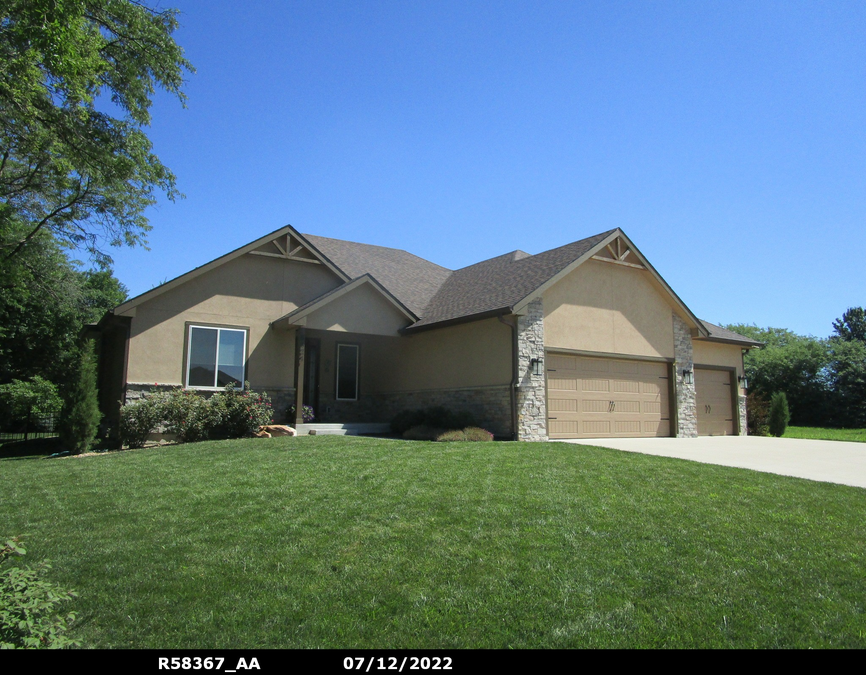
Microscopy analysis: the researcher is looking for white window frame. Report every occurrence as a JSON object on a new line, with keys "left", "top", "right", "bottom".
{"left": 185, "top": 324, "right": 248, "bottom": 390}
{"left": 335, "top": 343, "right": 359, "bottom": 401}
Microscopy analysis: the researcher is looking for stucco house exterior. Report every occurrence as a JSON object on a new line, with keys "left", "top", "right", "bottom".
{"left": 89, "top": 225, "right": 760, "bottom": 441}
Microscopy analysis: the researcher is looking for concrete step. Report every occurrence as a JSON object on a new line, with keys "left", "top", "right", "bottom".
{"left": 295, "top": 422, "right": 391, "bottom": 436}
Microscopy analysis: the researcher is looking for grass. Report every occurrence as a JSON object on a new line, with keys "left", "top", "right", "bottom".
{"left": 784, "top": 426, "right": 866, "bottom": 443}
{"left": 2, "top": 435, "right": 865, "bottom": 649}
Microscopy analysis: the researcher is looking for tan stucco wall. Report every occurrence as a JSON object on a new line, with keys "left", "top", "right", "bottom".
{"left": 542, "top": 259, "right": 679, "bottom": 358}
{"left": 303, "top": 283, "right": 410, "bottom": 335}
{"left": 124, "top": 254, "right": 341, "bottom": 387}
{"left": 310, "top": 317, "right": 512, "bottom": 396}
{"left": 693, "top": 340, "right": 747, "bottom": 396}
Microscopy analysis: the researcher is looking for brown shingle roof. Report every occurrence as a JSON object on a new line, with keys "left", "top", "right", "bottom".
{"left": 409, "top": 230, "right": 616, "bottom": 329}
{"left": 698, "top": 320, "right": 764, "bottom": 347}
{"left": 302, "top": 234, "right": 452, "bottom": 317}
{"left": 303, "top": 230, "right": 617, "bottom": 330}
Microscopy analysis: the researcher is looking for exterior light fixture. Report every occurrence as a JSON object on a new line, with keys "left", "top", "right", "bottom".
{"left": 738, "top": 375, "right": 748, "bottom": 390}
{"left": 682, "top": 368, "right": 693, "bottom": 385}
{"left": 531, "top": 357, "right": 544, "bottom": 376}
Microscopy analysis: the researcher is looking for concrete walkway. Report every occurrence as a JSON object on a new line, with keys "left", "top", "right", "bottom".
{"left": 551, "top": 436, "right": 866, "bottom": 489}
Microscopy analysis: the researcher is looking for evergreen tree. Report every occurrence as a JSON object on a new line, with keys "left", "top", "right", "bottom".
{"left": 59, "top": 343, "right": 101, "bottom": 454}
{"left": 768, "top": 392, "right": 790, "bottom": 438}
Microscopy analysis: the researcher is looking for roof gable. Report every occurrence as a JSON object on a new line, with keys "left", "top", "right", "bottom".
{"left": 114, "top": 225, "right": 349, "bottom": 314}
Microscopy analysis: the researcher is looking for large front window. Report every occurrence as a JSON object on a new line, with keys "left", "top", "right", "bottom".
{"left": 186, "top": 325, "right": 247, "bottom": 389}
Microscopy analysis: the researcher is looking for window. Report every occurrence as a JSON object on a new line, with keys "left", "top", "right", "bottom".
{"left": 186, "top": 325, "right": 247, "bottom": 389}
{"left": 336, "top": 344, "right": 359, "bottom": 400}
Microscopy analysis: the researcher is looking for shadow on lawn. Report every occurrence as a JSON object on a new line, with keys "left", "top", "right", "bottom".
{"left": 0, "top": 437, "right": 65, "bottom": 460}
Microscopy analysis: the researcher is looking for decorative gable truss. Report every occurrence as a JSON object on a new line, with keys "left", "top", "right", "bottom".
{"left": 249, "top": 233, "right": 321, "bottom": 264}
{"left": 590, "top": 236, "right": 646, "bottom": 270}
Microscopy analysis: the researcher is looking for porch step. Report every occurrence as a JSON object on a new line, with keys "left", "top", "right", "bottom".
{"left": 295, "top": 422, "right": 392, "bottom": 436}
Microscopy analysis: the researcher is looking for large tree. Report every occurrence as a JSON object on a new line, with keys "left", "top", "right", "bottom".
{"left": 0, "top": 0, "right": 193, "bottom": 268}
{"left": 724, "top": 324, "right": 831, "bottom": 427}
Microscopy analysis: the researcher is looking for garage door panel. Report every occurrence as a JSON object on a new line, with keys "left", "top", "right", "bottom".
{"left": 547, "top": 352, "right": 673, "bottom": 439}
{"left": 695, "top": 367, "right": 734, "bottom": 436}
{"left": 582, "top": 379, "right": 610, "bottom": 392}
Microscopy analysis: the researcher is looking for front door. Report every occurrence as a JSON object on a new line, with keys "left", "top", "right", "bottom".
{"left": 303, "top": 338, "right": 320, "bottom": 421}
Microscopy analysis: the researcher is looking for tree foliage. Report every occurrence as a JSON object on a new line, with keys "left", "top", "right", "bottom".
{"left": 832, "top": 307, "right": 866, "bottom": 343}
{"left": 59, "top": 341, "right": 101, "bottom": 453}
{"left": 0, "top": 0, "right": 193, "bottom": 267}
{"left": 724, "top": 324, "right": 830, "bottom": 427}
{"left": 0, "top": 229, "right": 127, "bottom": 387}
{"left": 768, "top": 392, "right": 790, "bottom": 438}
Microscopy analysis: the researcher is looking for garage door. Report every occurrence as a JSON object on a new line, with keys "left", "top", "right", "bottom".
{"left": 547, "top": 352, "right": 671, "bottom": 439}
{"left": 695, "top": 368, "right": 734, "bottom": 436}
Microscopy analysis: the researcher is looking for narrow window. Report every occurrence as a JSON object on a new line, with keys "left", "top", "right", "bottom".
{"left": 336, "top": 344, "right": 359, "bottom": 400}
{"left": 186, "top": 326, "right": 247, "bottom": 389}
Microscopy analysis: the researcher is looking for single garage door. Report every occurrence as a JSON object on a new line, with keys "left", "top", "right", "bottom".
{"left": 695, "top": 367, "right": 734, "bottom": 436}
{"left": 547, "top": 352, "right": 671, "bottom": 439}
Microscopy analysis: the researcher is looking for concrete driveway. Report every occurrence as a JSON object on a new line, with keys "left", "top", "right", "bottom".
{"left": 551, "top": 436, "right": 866, "bottom": 489}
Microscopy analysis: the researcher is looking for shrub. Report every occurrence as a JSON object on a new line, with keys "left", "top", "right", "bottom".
{"left": 0, "top": 376, "right": 62, "bottom": 425}
{"left": 391, "top": 407, "right": 478, "bottom": 435}
{"left": 0, "top": 538, "right": 79, "bottom": 649}
{"left": 162, "top": 388, "right": 210, "bottom": 443}
{"left": 119, "top": 394, "right": 166, "bottom": 449}
{"left": 59, "top": 345, "right": 102, "bottom": 454}
{"left": 287, "top": 404, "right": 315, "bottom": 424}
{"left": 207, "top": 384, "right": 273, "bottom": 439}
{"left": 746, "top": 391, "right": 770, "bottom": 436}
{"left": 768, "top": 392, "right": 791, "bottom": 437}
{"left": 435, "top": 429, "right": 467, "bottom": 442}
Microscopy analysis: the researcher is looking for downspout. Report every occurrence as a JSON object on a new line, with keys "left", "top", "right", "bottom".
{"left": 498, "top": 313, "right": 518, "bottom": 441}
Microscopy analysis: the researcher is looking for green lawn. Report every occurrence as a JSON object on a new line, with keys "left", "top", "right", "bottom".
{"left": 784, "top": 426, "right": 866, "bottom": 443}
{"left": 2, "top": 436, "right": 865, "bottom": 649}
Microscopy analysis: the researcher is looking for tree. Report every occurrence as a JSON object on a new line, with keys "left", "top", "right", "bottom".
{"left": 0, "top": 229, "right": 127, "bottom": 386}
{"left": 768, "top": 392, "right": 790, "bottom": 438}
{"left": 59, "top": 341, "right": 101, "bottom": 453}
{"left": 0, "top": 0, "right": 193, "bottom": 268}
{"left": 833, "top": 307, "right": 866, "bottom": 343}
{"left": 724, "top": 324, "right": 830, "bottom": 426}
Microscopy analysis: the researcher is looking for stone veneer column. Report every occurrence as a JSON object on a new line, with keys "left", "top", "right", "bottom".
{"left": 672, "top": 313, "right": 698, "bottom": 438}
{"left": 738, "top": 394, "right": 748, "bottom": 436}
{"left": 516, "top": 298, "right": 547, "bottom": 441}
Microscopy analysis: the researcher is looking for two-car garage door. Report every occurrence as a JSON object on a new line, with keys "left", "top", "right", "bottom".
{"left": 546, "top": 353, "right": 671, "bottom": 439}
{"left": 546, "top": 353, "right": 736, "bottom": 439}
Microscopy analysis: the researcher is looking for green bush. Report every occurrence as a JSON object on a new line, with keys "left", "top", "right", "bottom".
{"left": 0, "top": 376, "right": 62, "bottom": 425}
{"left": 768, "top": 392, "right": 791, "bottom": 437}
{"left": 119, "top": 384, "right": 274, "bottom": 447}
{"left": 747, "top": 391, "right": 770, "bottom": 436}
{"left": 119, "top": 394, "right": 168, "bottom": 449}
{"left": 59, "top": 345, "right": 101, "bottom": 454}
{"left": 162, "top": 389, "right": 210, "bottom": 443}
{"left": 0, "top": 538, "right": 79, "bottom": 649}
{"left": 206, "top": 384, "right": 273, "bottom": 440}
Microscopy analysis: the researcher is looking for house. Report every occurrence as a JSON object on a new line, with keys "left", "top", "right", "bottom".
{"left": 89, "top": 225, "right": 761, "bottom": 441}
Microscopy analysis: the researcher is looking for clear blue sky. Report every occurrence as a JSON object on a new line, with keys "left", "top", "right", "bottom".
{"left": 106, "top": 1, "right": 865, "bottom": 338}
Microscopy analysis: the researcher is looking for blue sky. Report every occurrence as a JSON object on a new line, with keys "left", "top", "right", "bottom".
{"left": 106, "top": 1, "right": 865, "bottom": 337}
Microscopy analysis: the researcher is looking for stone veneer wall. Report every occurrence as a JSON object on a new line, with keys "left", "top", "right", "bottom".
{"left": 738, "top": 394, "right": 748, "bottom": 436}
{"left": 516, "top": 298, "right": 547, "bottom": 441}
{"left": 315, "top": 386, "right": 512, "bottom": 438}
{"left": 672, "top": 314, "right": 698, "bottom": 438}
